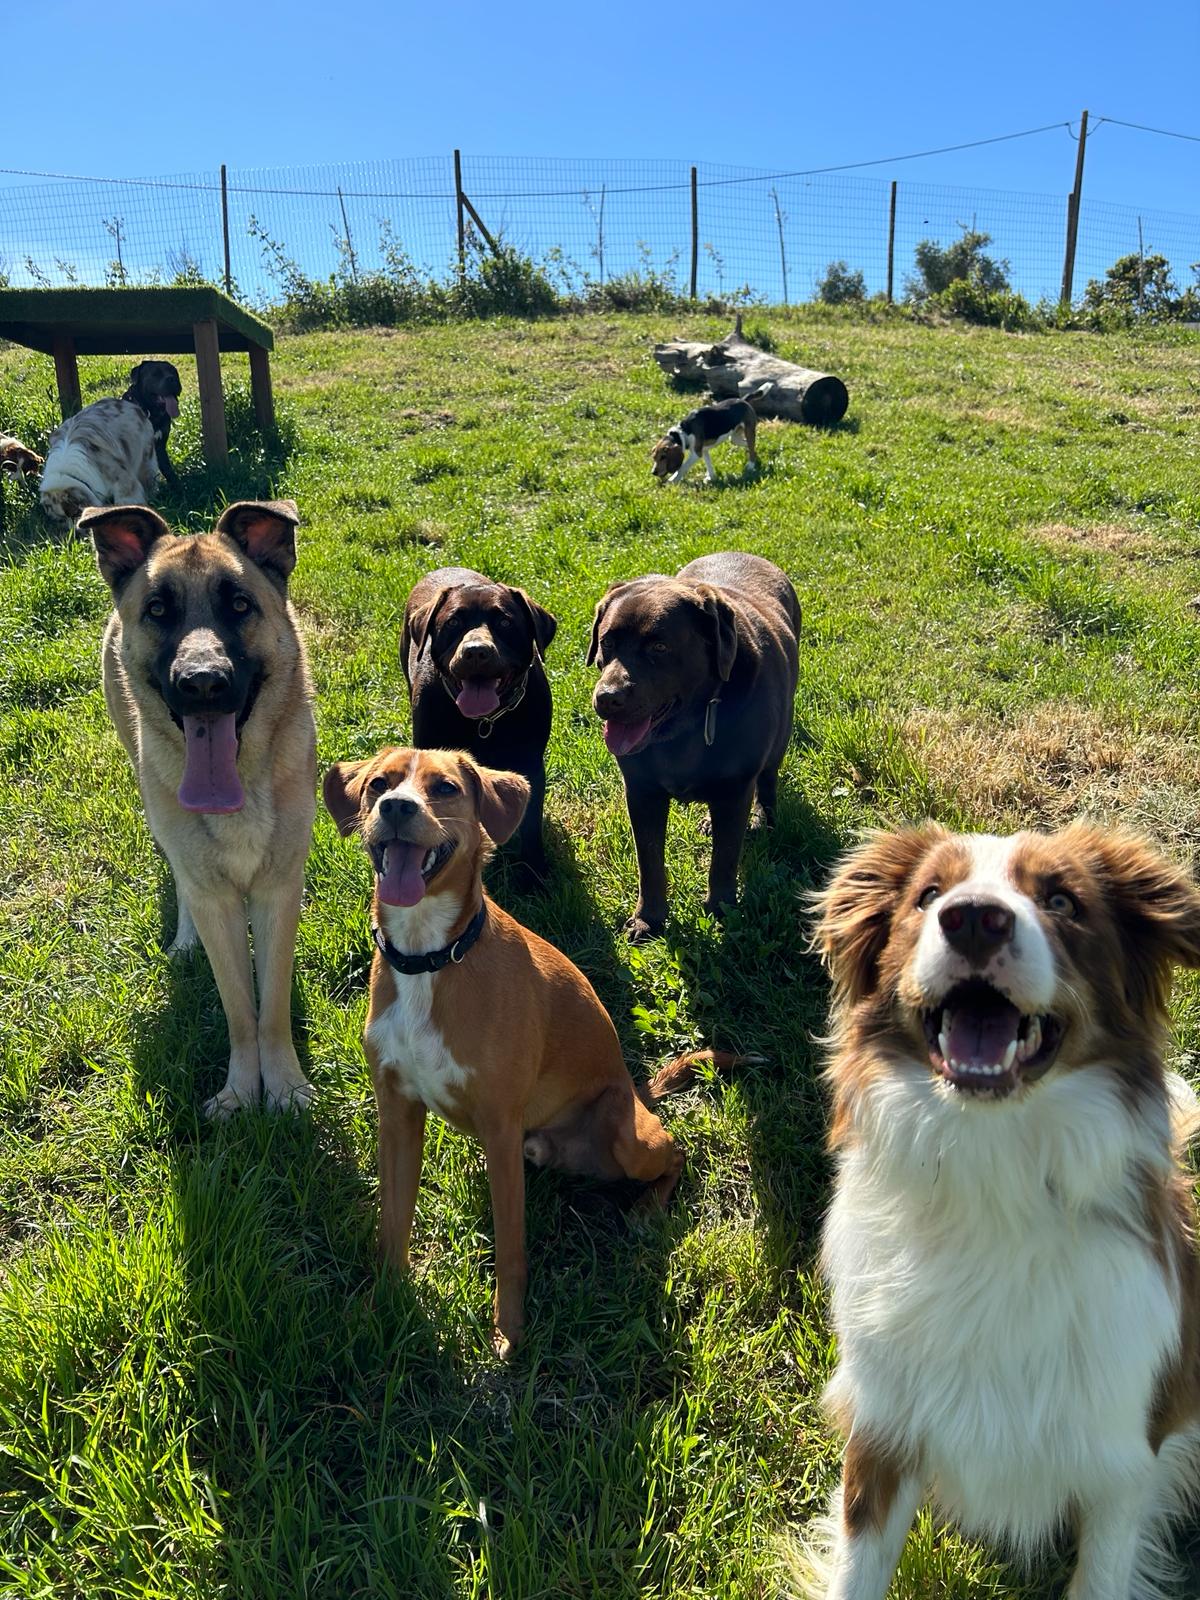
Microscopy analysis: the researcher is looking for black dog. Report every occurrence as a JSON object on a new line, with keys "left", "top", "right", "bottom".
{"left": 401, "top": 567, "right": 557, "bottom": 880}
{"left": 122, "top": 361, "right": 182, "bottom": 485}
{"left": 589, "top": 552, "right": 800, "bottom": 940}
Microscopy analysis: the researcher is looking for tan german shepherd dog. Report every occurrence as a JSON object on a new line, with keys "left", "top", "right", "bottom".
{"left": 79, "top": 500, "right": 316, "bottom": 1118}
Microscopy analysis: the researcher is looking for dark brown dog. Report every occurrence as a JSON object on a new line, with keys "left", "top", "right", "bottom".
{"left": 589, "top": 552, "right": 800, "bottom": 940}
{"left": 401, "top": 567, "right": 556, "bottom": 879}
{"left": 122, "top": 360, "right": 182, "bottom": 485}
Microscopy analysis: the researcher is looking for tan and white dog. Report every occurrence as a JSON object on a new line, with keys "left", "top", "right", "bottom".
{"left": 41, "top": 398, "right": 158, "bottom": 524}
{"left": 80, "top": 499, "right": 316, "bottom": 1118}
{"left": 796, "top": 822, "right": 1200, "bottom": 1600}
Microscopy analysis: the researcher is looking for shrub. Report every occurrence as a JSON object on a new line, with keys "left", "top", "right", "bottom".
{"left": 907, "top": 227, "right": 1010, "bottom": 301}
{"left": 817, "top": 260, "right": 867, "bottom": 305}
{"left": 1079, "top": 252, "right": 1200, "bottom": 328}
{"left": 930, "top": 279, "right": 1044, "bottom": 331}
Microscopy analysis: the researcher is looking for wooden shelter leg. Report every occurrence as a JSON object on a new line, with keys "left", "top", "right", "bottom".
{"left": 52, "top": 335, "right": 82, "bottom": 418}
{"left": 193, "top": 319, "right": 228, "bottom": 464}
{"left": 248, "top": 345, "right": 276, "bottom": 435}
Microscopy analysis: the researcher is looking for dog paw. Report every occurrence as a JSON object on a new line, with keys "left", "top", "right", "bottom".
{"left": 523, "top": 1132, "right": 553, "bottom": 1166}
{"left": 624, "top": 914, "right": 665, "bottom": 944}
{"left": 702, "top": 894, "right": 735, "bottom": 921}
{"left": 263, "top": 1076, "right": 316, "bottom": 1114}
{"left": 492, "top": 1324, "right": 524, "bottom": 1362}
{"left": 202, "top": 1084, "right": 258, "bottom": 1120}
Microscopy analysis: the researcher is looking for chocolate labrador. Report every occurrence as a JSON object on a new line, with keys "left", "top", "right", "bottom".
{"left": 588, "top": 552, "right": 800, "bottom": 940}
{"left": 123, "top": 361, "right": 182, "bottom": 485}
{"left": 401, "top": 566, "right": 557, "bottom": 879}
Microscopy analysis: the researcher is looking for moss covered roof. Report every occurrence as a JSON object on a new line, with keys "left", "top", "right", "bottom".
{"left": 0, "top": 287, "right": 273, "bottom": 355}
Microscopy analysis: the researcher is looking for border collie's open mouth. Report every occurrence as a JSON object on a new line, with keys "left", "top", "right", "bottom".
{"left": 370, "top": 837, "right": 457, "bottom": 906}
{"left": 923, "top": 977, "right": 1064, "bottom": 1097}
{"left": 602, "top": 698, "right": 679, "bottom": 759}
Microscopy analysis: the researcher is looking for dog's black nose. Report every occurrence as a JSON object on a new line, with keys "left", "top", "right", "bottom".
{"left": 379, "top": 795, "right": 418, "bottom": 822}
{"left": 939, "top": 898, "right": 1015, "bottom": 964}
{"left": 457, "top": 635, "right": 496, "bottom": 662}
{"left": 594, "top": 684, "right": 630, "bottom": 717}
{"left": 175, "top": 665, "right": 231, "bottom": 700}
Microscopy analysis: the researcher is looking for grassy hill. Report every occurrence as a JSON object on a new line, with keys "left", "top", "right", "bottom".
{"left": 1, "top": 308, "right": 1199, "bottom": 1598}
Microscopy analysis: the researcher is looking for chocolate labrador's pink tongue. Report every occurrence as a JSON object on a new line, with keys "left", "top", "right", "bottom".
{"left": 603, "top": 716, "right": 653, "bottom": 758}
{"left": 178, "top": 714, "right": 244, "bottom": 813}
{"left": 455, "top": 678, "right": 502, "bottom": 718}
{"left": 945, "top": 995, "right": 1021, "bottom": 1070}
{"left": 378, "top": 843, "right": 428, "bottom": 907}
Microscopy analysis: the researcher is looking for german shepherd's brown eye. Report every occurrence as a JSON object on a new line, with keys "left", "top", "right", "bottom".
{"left": 917, "top": 884, "right": 940, "bottom": 910}
{"left": 230, "top": 593, "right": 253, "bottom": 616}
{"left": 144, "top": 596, "right": 167, "bottom": 620}
{"left": 431, "top": 778, "right": 459, "bottom": 798}
{"left": 367, "top": 775, "right": 389, "bottom": 796}
{"left": 1046, "top": 890, "right": 1080, "bottom": 918}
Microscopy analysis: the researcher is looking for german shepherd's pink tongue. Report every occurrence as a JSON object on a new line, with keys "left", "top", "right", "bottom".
{"left": 378, "top": 843, "right": 428, "bottom": 906}
{"left": 604, "top": 716, "right": 652, "bottom": 757}
{"left": 178, "top": 713, "right": 245, "bottom": 813}
{"left": 455, "top": 678, "right": 502, "bottom": 718}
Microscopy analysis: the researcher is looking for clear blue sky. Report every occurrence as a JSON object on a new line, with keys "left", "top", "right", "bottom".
{"left": 6, "top": 0, "right": 1197, "bottom": 209}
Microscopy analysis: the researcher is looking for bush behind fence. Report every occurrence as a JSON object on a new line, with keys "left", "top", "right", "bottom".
{"left": 2, "top": 152, "right": 1198, "bottom": 312}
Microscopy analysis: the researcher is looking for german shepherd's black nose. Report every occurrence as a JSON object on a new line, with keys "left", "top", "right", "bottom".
{"left": 939, "top": 898, "right": 1015, "bottom": 965}
{"left": 175, "top": 664, "right": 233, "bottom": 701}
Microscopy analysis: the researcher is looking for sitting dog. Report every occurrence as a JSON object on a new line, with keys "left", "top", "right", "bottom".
{"left": 323, "top": 746, "right": 733, "bottom": 1358}
{"left": 798, "top": 822, "right": 1200, "bottom": 1600}
{"left": 589, "top": 553, "right": 800, "bottom": 940}
{"left": 401, "top": 567, "right": 556, "bottom": 879}
{"left": 0, "top": 433, "right": 44, "bottom": 483}
{"left": 80, "top": 499, "right": 316, "bottom": 1118}
{"left": 122, "top": 360, "right": 183, "bottom": 485}
{"left": 40, "top": 399, "right": 158, "bottom": 524}
{"left": 650, "top": 384, "right": 771, "bottom": 484}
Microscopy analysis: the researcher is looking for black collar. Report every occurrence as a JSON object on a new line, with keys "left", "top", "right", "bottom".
{"left": 372, "top": 901, "right": 487, "bottom": 975}
{"left": 439, "top": 664, "right": 531, "bottom": 739}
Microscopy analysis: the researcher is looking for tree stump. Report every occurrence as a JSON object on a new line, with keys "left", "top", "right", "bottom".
{"left": 652, "top": 314, "right": 849, "bottom": 425}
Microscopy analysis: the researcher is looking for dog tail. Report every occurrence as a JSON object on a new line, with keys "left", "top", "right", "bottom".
{"left": 645, "top": 1048, "right": 765, "bottom": 1103}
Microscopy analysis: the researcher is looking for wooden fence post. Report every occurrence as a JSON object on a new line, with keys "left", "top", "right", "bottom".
{"left": 220, "top": 164, "right": 232, "bottom": 295}
{"left": 1059, "top": 109, "right": 1089, "bottom": 307}
{"left": 886, "top": 180, "right": 897, "bottom": 304}
{"left": 690, "top": 166, "right": 698, "bottom": 301}
{"left": 454, "top": 149, "right": 466, "bottom": 282}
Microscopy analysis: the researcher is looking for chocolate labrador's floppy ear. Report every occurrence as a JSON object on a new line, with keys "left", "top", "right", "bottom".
{"left": 215, "top": 500, "right": 300, "bottom": 589}
{"left": 322, "top": 760, "right": 371, "bottom": 836}
{"left": 691, "top": 584, "right": 739, "bottom": 681}
{"left": 406, "top": 586, "right": 454, "bottom": 660}
{"left": 586, "top": 584, "right": 628, "bottom": 667}
{"left": 513, "top": 588, "right": 557, "bottom": 658}
{"left": 463, "top": 759, "right": 531, "bottom": 845}
{"left": 78, "top": 504, "right": 172, "bottom": 597}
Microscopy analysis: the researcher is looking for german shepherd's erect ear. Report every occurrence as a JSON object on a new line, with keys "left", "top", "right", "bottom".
{"left": 215, "top": 500, "right": 300, "bottom": 590}
{"left": 79, "top": 504, "right": 173, "bottom": 597}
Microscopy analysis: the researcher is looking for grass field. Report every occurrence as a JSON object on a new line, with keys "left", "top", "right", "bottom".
{"left": 2, "top": 307, "right": 1200, "bottom": 1599}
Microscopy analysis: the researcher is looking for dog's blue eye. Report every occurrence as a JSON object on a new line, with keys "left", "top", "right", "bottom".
{"left": 1047, "top": 890, "right": 1079, "bottom": 917}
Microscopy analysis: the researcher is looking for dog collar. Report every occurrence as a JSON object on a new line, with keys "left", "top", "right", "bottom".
{"left": 439, "top": 666, "right": 531, "bottom": 740}
{"left": 372, "top": 901, "right": 487, "bottom": 975}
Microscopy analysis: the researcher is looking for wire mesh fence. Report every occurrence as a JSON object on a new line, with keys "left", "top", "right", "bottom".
{"left": 2, "top": 153, "right": 1197, "bottom": 308}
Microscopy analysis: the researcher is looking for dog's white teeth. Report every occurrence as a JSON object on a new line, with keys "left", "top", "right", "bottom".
{"left": 938, "top": 1030, "right": 951, "bottom": 1062}
{"left": 1019, "top": 1017, "right": 1043, "bottom": 1062}
{"left": 423, "top": 849, "right": 436, "bottom": 872}
{"left": 1002, "top": 1038, "right": 1018, "bottom": 1074}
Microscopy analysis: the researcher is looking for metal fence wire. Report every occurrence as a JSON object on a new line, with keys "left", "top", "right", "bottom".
{"left": 2, "top": 153, "right": 1198, "bottom": 307}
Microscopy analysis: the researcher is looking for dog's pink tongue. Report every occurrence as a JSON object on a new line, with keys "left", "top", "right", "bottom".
{"left": 162, "top": 395, "right": 180, "bottom": 418}
{"left": 945, "top": 1001, "right": 1020, "bottom": 1068}
{"left": 455, "top": 678, "right": 502, "bottom": 718}
{"left": 178, "top": 714, "right": 244, "bottom": 813}
{"left": 603, "top": 716, "right": 653, "bottom": 758}
{"left": 378, "top": 843, "right": 428, "bottom": 907}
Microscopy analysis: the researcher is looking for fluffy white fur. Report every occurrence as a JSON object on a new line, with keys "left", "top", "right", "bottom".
{"left": 40, "top": 398, "right": 158, "bottom": 523}
{"left": 795, "top": 833, "right": 1200, "bottom": 1600}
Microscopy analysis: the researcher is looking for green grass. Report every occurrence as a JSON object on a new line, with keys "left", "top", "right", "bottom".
{"left": 1, "top": 306, "right": 1200, "bottom": 1598}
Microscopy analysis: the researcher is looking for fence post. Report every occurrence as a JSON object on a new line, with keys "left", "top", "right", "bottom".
{"left": 689, "top": 166, "right": 698, "bottom": 301}
{"left": 220, "top": 164, "right": 232, "bottom": 295}
{"left": 1059, "top": 109, "right": 1089, "bottom": 307}
{"left": 454, "top": 149, "right": 466, "bottom": 283}
{"left": 886, "top": 180, "right": 897, "bottom": 304}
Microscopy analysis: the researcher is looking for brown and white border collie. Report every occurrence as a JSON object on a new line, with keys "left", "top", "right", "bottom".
{"left": 794, "top": 822, "right": 1200, "bottom": 1600}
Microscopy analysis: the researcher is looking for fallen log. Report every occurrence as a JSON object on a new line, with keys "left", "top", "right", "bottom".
{"left": 651, "top": 314, "right": 849, "bottom": 426}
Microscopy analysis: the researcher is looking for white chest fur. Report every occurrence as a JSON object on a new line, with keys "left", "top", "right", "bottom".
{"left": 824, "top": 1065, "right": 1184, "bottom": 1553}
{"left": 365, "top": 898, "right": 471, "bottom": 1122}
